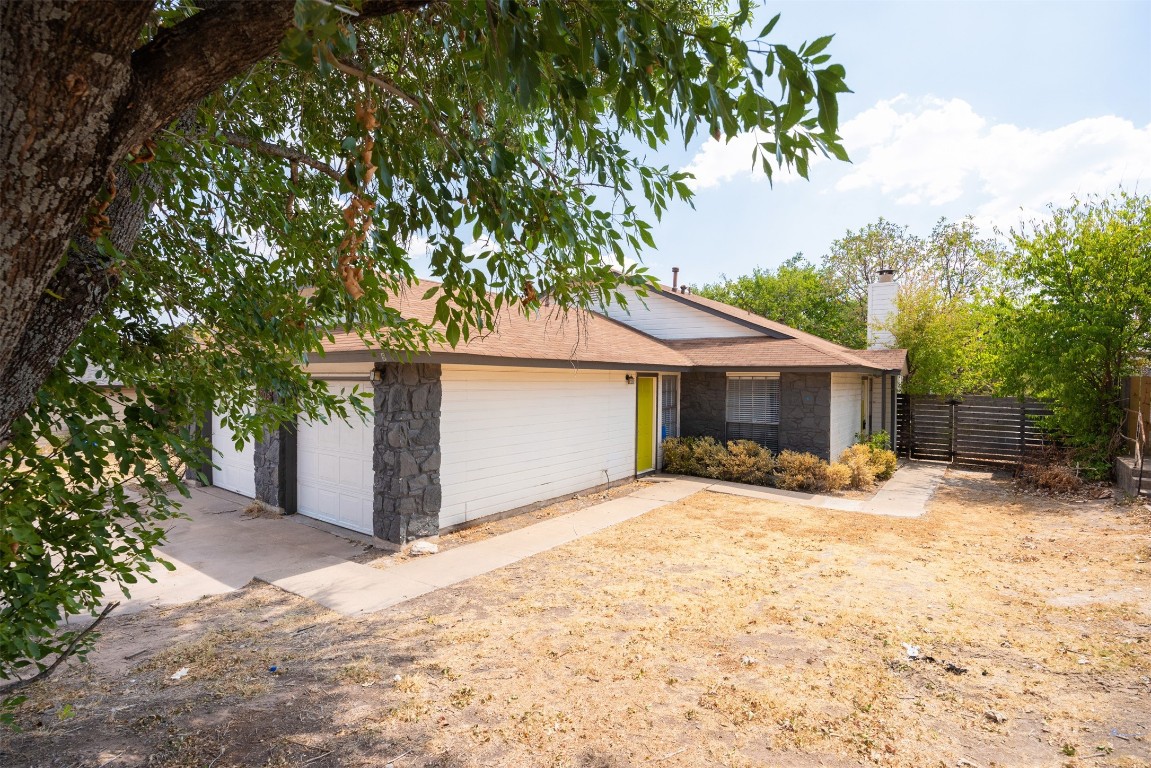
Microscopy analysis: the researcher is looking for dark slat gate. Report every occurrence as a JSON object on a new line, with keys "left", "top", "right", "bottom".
{"left": 897, "top": 394, "right": 1052, "bottom": 465}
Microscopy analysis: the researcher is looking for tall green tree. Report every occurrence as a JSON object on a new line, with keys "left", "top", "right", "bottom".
{"left": 695, "top": 255, "right": 863, "bottom": 347}
{"left": 881, "top": 285, "right": 997, "bottom": 397}
{"left": 991, "top": 191, "right": 1151, "bottom": 470}
{"left": 0, "top": 1, "right": 851, "bottom": 689}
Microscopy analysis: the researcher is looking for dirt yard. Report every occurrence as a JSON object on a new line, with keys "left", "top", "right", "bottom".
{"left": 4, "top": 469, "right": 1150, "bottom": 767}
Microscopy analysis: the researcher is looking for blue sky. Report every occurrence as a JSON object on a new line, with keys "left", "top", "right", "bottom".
{"left": 639, "top": 0, "right": 1151, "bottom": 287}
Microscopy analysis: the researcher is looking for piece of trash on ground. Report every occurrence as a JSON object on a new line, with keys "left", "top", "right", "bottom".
{"left": 902, "top": 643, "right": 920, "bottom": 659}
{"left": 170, "top": 667, "right": 190, "bottom": 680}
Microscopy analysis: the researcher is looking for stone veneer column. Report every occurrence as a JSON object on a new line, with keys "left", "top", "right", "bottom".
{"left": 374, "top": 363, "right": 442, "bottom": 544}
{"left": 254, "top": 421, "right": 295, "bottom": 513}
{"left": 778, "top": 372, "right": 831, "bottom": 460}
{"left": 680, "top": 372, "right": 727, "bottom": 440}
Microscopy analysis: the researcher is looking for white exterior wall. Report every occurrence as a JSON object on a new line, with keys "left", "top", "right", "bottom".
{"left": 211, "top": 409, "right": 256, "bottom": 497}
{"left": 867, "top": 281, "right": 899, "bottom": 349}
{"left": 439, "top": 365, "right": 636, "bottom": 528}
{"left": 829, "top": 373, "right": 863, "bottom": 460}
{"left": 599, "top": 286, "right": 762, "bottom": 339}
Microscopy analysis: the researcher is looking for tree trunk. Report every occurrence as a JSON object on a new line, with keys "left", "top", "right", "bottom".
{"left": 0, "top": 1, "right": 154, "bottom": 401}
{"left": 0, "top": 0, "right": 425, "bottom": 449}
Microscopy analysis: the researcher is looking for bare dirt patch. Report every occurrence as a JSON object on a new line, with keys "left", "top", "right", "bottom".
{"left": 4, "top": 469, "right": 1149, "bottom": 767}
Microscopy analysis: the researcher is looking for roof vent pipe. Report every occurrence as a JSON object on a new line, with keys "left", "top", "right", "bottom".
{"left": 671, "top": 266, "right": 679, "bottom": 291}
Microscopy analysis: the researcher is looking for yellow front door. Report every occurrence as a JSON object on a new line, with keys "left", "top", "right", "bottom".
{"left": 636, "top": 376, "right": 655, "bottom": 473}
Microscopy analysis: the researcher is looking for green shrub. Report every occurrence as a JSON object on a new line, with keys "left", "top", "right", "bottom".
{"left": 720, "top": 440, "right": 775, "bottom": 484}
{"left": 865, "top": 429, "right": 892, "bottom": 451}
{"left": 838, "top": 444, "right": 877, "bottom": 488}
{"left": 773, "top": 450, "right": 831, "bottom": 492}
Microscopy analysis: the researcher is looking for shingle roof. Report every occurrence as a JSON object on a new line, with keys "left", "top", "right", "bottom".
{"left": 853, "top": 348, "right": 909, "bottom": 373}
{"left": 656, "top": 286, "right": 903, "bottom": 371}
{"left": 320, "top": 281, "right": 694, "bottom": 369}
{"left": 663, "top": 337, "right": 895, "bottom": 371}
{"left": 318, "top": 279, "right": 906, "bottom": 374}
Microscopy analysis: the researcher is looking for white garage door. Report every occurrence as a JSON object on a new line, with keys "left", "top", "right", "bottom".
{"left": 296, "top": 383, "right": 374, "bottom": 535}
{"left": 439, "top": 366, "right": 636, "bottom": 528}
{"left": 211, "top": 410, "right": 256, "bottom": 497}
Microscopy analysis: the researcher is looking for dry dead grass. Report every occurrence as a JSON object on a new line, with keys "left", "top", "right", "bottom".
{"left": 4, "top": 469, "right": 1150, "bottom": 768}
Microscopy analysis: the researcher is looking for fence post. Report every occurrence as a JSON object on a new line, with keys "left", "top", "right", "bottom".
{"left": 949, "top": 400, "right": 957, "bottom": 462}
{"left": 1019, "top": 395, "right": 1027, "bottom": 464}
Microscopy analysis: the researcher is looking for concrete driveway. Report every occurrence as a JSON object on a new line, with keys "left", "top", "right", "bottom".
{"left": 105, "top": 486, "right": 368, "bottom": 616}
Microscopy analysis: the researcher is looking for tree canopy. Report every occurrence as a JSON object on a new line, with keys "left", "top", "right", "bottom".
{"left": 990, "top": 191, "right": 1151, "bottom": 472}
{"left": 695, "top": 255, "right": 862, "bottom": 347}
{"left": 0, "top": 1, "right": 850, "bottom": 691}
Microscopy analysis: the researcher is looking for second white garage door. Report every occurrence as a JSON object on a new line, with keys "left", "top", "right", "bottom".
{"left": 296, "top": 384, "right": 374, "bottom": 535}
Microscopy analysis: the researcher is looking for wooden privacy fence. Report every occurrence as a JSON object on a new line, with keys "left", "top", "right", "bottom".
{"left": 1123, "top": 376, "right": 1151, "bottom": 449}
{"left": 897, "top": 394, "right": 1053, "bottom": 465}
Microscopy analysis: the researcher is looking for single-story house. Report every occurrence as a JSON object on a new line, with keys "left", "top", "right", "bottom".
{"left": 205, "top": 272, "right": 906, "bottom": 545}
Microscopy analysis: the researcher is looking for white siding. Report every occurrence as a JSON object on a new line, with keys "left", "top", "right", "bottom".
{"left": 211, "top": 409, "right": 256, "bottom": 497}
{"left": 599, "top": 286, "right": 763, "bottom": 339}
{"left": 439, "top": 366, "right": 636, "bottom": 527}
{"left": 829, "top": 373, "right": 862, "bottom": 461}
{"left": 867, "top": 281, "right": 899, "bottom": 349}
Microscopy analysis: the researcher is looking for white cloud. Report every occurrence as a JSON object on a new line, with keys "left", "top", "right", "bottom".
{"left": 680, "top": 130, "right": 813, "bottom": 190}
{"left": 837, "top": 95, "right": 1151, "bottom": 224}
{"left": 678, "top": 94, "right": 1151, "bottom": 228}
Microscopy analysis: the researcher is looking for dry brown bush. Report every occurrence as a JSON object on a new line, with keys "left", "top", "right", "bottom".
{"left": 824, "top": 462, "right": 853, "bottom": 491}
{"left": 721, "top": 440, "right": 775, "bottom": 485}
{"left": 838, "top": 444, "right": 877, "bottom": 489}
{"left": 773, "top": 450, "right": 830, "bottom": 492}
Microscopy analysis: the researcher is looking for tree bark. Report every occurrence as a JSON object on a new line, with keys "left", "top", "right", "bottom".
{"left": 0, "top": 163, "right": 158, "bottom": 448}
{"left": 0, "top": 0, "right": 428, "bottom": 449}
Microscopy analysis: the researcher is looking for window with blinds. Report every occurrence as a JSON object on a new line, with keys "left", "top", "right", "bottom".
{"left": 726, "top": 375, "right": 780, "bottom": 450}
{"left": 661, "top": 376, "right": 678, "bottom": 440}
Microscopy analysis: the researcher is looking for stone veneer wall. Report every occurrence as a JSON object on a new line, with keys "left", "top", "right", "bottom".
{"left": 778, "top": 372, "right": 831, "bottom": 460}
{"left": 374, "top": 363, "right": 442, "bottom": 544}
{"left": 679, "top": 372, "right": 726, "bottom": 440}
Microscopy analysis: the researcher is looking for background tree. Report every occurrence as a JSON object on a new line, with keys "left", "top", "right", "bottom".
{"left": 695, "top": 255, "right": 862, "bottom": 347}
{"left": 990, "top": 191, "right": 1151, "bottom": 473}
{"left": 881, "top": 285, "right": 997, "bottom": 397}
{"left": 0, "top": 0, "right": 850, "bottom": 689}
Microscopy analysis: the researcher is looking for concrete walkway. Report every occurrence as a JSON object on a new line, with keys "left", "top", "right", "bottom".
{"left": 254, "top": 478, "right": 703, "bottom": 615}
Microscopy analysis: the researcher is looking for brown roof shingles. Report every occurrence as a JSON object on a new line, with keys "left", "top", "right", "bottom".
{"left": 320, "top": 281, "right": 693, "bottom": 369}
{"left": 318, "top": 280, "right": 906, "bottom": 373}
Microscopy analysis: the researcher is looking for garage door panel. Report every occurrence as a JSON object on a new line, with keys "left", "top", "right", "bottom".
{"left": 296, "top": 382, "right": 374, "bottom": 535}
